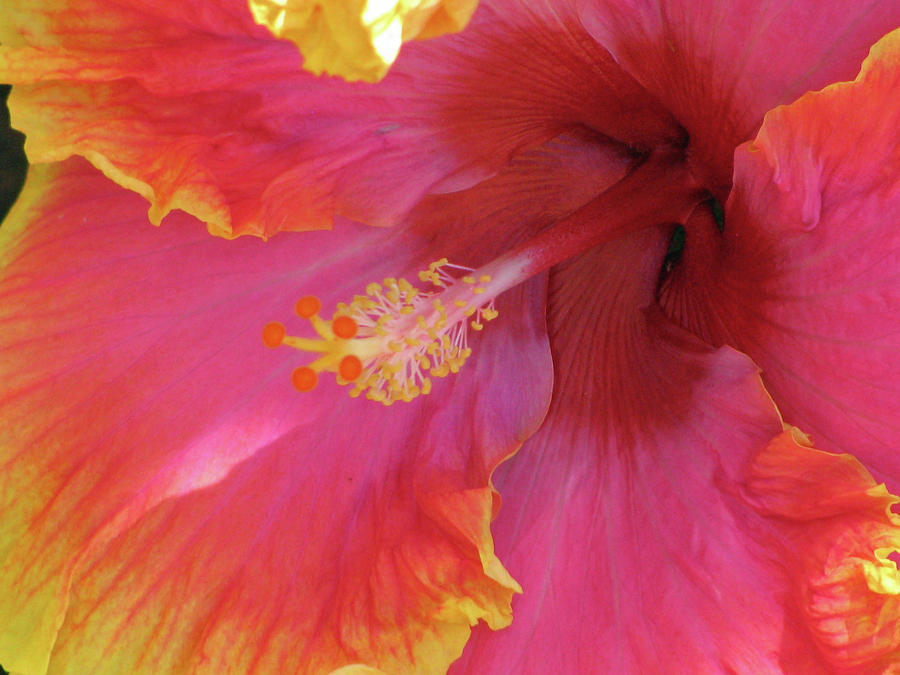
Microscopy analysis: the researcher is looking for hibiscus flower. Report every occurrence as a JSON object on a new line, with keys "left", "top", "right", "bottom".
{"left": 1, "top": 1, "right": 899, "bottom": 673}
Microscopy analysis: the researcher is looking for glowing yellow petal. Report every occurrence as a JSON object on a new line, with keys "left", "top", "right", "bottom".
{"left": 247, "top": 0, "right": 479, "bottom": 81}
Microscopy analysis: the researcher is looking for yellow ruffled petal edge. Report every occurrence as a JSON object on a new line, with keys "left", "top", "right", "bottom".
{"left": 247, "top": 0, "right": 479, "bottom": 81}
{"left": 748, "top": 427, "right": 900, "bottom": 670}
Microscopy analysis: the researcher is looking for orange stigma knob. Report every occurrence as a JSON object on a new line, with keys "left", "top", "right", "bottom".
{"left": 339, "top": 355, "right": 363, "bottom": 381}
{"left": 291, "top": 366, "right": 318, "bottom": 391}
{"left": 262, "top": 322, "right": 286, "bottom": 348}
{"left": 295, "top": 295, "right": 321, "bottom": 318}
{"left": 332, "top": 315, "right": 358, "bottom": 339}
{"left": 261, "top": 259, "right": 499, "bottom": 404}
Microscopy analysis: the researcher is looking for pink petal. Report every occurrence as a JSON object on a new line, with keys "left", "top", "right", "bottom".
{"left": 660, "top": 28, "right": 900, "bottom": 484}
{"left": 450, "top": 207, "right": 900, "bottom": 671}
{"left": 408, "top": 128, "right": 634, "bottom": 245}
{"left": 453, "top": 226, "right": 812, "bottom": 673}
{"left": 578, "top": 0, "right": 900, "bottom": 190}
{"left": 0, "top": 0, "right": 680, "bottom": 238}
{"left": 0, "top": 119, "right": 628, "bottom": 672}
{"left": 0, "top": 158, "right": 554, "bottom": 673}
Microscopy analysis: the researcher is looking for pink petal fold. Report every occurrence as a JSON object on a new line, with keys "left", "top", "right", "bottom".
{"left": 660, "top": 27, "right": 900, "bottom": 484}
{"left": 454, "top": 227, "right": 807, "bottom": 673}
{"left": 578, "top": 0, "right": 900, "bottom": 191}
{"left": 454, "top": 222, "right": 900, "bottom": 673}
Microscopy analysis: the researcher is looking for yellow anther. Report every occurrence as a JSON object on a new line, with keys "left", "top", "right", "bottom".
{"left": 462, "top": 275, "right": 476, "bottom": 284}
{"left": 473, "top": 287, "right": 486, "bottom": 294}
{"left": 454, "top": 299, "right": 469, "bottom": 308}
{"left": 471, "top": 321, "right": 484, "bottom": 331}
{"left": 479, "top": 275, "right": 492, "bottom": 283}
{"left": 482, "top": 308, "right": 499, "bottom": 321}
{"left": 366, "top": 282, "right": 382, "bottom": 295}
{"left": 463, "top": 307, "right": 476, "bottom": 317}
{"left": 400, "top": 305, "right": 415, "bottom": 314}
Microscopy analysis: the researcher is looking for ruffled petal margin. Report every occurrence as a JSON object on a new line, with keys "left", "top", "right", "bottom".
{"left": 452, "top": 226, "right": 900, "bottom": 673}
{"left": 0, "top": 159, "right": 553, "bottom": 674}
{"left": 660, "top": 27, "right": 900, "bottom": 484}
{"left": 747, "top": 428, "right": 900, "bottom": 672}
{"left": 0, "top": 0, "right": 679, "bottom": 239}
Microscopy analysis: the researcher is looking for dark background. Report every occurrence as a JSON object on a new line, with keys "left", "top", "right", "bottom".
{"left": 0, "top": 84, "right": 28, "bottom": 224}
